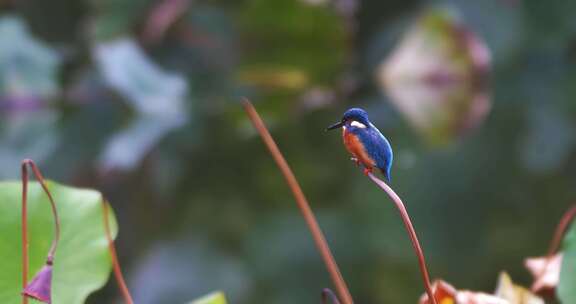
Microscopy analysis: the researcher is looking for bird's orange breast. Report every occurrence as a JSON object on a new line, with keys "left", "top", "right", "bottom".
{"left": 342, "top": 128, "right": 376, "bottom": 168}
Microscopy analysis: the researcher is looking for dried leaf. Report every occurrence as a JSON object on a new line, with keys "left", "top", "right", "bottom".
{"left": 524, "top": 253, "right": 562, "bottom": 293}
{"left": 494, "top": 272, "right": 544, "bottom": 304}
{"left": 455, "top": 291, "right": 508, "bottom": 304}
{"left": 419, "top": 280, "right": 507, "bottom": 304}
{"left": 418, "top": 280, "right": 457, "bottom": 304}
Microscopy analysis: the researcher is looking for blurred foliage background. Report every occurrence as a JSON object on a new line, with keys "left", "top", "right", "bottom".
{"left": 1, "top": 0, "right": 575, "bottom": 303}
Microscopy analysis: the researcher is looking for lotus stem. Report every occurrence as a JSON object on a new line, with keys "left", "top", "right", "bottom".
{"left": 321, "top": 288, "right": 341, "bottom": 304}
{"left": 533, "top": 204, "right": 576, "bottom": 291}
{"left": 21, "top": 162, "right": 29, "bottom": 304}
{"left": 101, "top": 199, "right": 134, "bottom": 304}
{"left": 546, "top": 205, "right": 576, "bottom": 257}
{"left": 367, "top": 173, "right": 437, "bottom": 304}
{"left": 21, "top": 159, "right": 61, "bottom": 304}
{"left": 242, "top": 99, "right": 354, "bottom": 304}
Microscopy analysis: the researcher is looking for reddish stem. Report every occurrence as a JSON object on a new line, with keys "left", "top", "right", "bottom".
{"left": 21, "top": 159, "right": 61, "bottom": 302}
{"left": 546, "top": 205, "right": 576, "bottom": 257}
{"left": 367, "top": 173, "right": 438, "bottom": 304}
{"left": 21, "top": 159, "right": 61, "bottom": 261}
{"left": 101, "top": 200, "right": 134, "bottom": 304}
{"left": 242, "top": 99, "right": 354, "bottom": 304}
{"left": 322, "top": 288, "right": 341, "bottom": 304}
{"left": 21, "top": 163, "right": 29, "bottom": 304}
{"left": 141, "top": 0, "right": 190, "bottom": 43}
{"left": 533, "top": 204, "right": 576, "bottom": 290}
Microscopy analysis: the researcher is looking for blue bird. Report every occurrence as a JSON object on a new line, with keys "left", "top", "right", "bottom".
{"left": 327, "top": 108, "right": 393, "bottom": 182}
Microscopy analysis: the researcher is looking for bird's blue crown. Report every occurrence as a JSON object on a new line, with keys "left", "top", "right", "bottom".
{"left": 342, "top": 108, "right": 370, "bottom": 125}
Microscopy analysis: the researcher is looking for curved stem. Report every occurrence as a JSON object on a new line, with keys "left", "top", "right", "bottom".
{"left": 546, "top": 205, "right": 576, "bottom": 257}
{"left": 101, "top": 199, "right": 134, "bottom": 304}
{"left": 367, "top": 173, "right": 437, "bottom": 304}
{"left": 21, "top": 159, "right": 61, "bottom": 304}
{"left": 533, "top": 204, "right": 576, "bottom": 290}
{"left": 21, "top": 159, "right": 60, "bottom": 262}
{"left": 321, "top": 288, "right": 341, "bottom": 304}
{"left": 242, "top": 99, "right": 354, "bottom": 304}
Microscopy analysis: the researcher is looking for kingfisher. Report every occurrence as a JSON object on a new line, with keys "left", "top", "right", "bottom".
{"left": 327, "top": 108, "right": 393, "bottom": 182}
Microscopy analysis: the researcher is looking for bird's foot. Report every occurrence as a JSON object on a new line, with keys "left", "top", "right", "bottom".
{"left": 350, "top": 157, "right": 360, "bottom": 166}
{"left": 363, "top": 167, "right": 372, "bottom": 176}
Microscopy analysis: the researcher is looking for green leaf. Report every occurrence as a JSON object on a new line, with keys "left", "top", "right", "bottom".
{"left": 189, "top": 291, "right": 228, "bottom": 304}
{"left": 558, "top": 222, "right": 576, "bottom": 303}
{"left": 0, "top": 181, "right": 117, "bottom": 304}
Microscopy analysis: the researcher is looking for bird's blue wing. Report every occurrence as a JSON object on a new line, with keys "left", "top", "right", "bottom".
{"left": 353, "top": 125, "right": 393, "bottom": 181}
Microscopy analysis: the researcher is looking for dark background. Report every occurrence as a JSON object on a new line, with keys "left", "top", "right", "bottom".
{"left": 1, "top": 0, "right": 575, "bottom": 303}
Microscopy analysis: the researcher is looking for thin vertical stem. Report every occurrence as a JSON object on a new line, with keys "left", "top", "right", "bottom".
{"left": 242, "top": 99, "right": 354, "bottom": 304}
{"left": 21, "top": 162, "right": 29, "bottom": 304}
{"left": 101, "top": 199, "right": 134, "bottom": 304}
{"left": 367, "top": 173, "right": 437, "bottom": 304}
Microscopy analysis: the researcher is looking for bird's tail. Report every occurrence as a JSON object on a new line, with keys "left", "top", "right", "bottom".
{"left": 381, "top": 168, "right": 391, "bottom": 183}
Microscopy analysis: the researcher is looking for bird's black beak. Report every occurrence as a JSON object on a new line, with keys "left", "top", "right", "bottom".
{"left": 326, "top": 121, "right": 344, "bottom": 131}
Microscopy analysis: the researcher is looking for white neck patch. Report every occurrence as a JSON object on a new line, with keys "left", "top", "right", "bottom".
{"left": 350, "top": 121, "right": 366, "bottom": 129}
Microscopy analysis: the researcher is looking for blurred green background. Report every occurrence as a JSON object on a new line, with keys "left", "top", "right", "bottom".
{"left": 1, "top": 0, "right": 575, "bottom": 303}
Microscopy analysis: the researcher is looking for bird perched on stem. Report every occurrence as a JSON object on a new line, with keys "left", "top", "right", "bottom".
{"left": 327, "top": 108, "right": 393, "bottom": 182}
